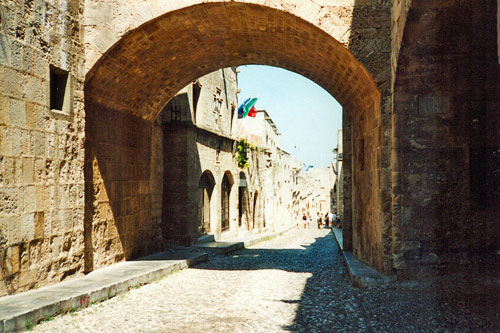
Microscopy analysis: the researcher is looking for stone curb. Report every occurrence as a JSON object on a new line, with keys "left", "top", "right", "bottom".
{"left": 330, "top": 227, "right": 397, "bottom": 288}
{"left": 0, "top": 249, "right": 207, "bottom": 332}
{"left": 194, "top": 241, "right": 245, "bottom": 254}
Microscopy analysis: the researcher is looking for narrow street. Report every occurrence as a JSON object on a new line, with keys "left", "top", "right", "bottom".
{"left": 32, "top": 228, "right": 500, "bottom": 332}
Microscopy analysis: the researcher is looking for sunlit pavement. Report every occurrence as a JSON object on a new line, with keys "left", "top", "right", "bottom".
{"left": 33, "top": 228, "right": 500, "bottom": 332}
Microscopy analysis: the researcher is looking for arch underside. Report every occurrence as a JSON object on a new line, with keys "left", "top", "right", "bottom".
{"left": 85, "top": 2, "right": 379, "bottom": 120}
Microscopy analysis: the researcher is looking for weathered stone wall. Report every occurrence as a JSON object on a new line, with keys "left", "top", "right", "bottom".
{"left": 161, "top": 122, "right": 190, "bottom": 243}
{"left": 0, "top": 0, "right": 86, "bottom": 296}
{"left": 391, "top": 0, "right": 412, "bottom": 91}
{"left": 84, "top": 102, "right": 164, "bottom": 271}
{"left": 345, "top": 0, "right": 393, "bottom": 273}
{"left": 392, "top": 0, "right": 500, "bottom": 276}
{"left": 161, "top": 121, "right": 241, "bottom": 244}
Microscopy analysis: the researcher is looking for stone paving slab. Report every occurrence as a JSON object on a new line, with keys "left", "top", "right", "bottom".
{"left": 0, "top": 248, "right": 207, "bottom": 332}
{"left": 331, "top": 227, "right": 397, "bottom": 287}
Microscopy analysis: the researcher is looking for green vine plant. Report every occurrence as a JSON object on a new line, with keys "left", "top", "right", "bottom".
{"left": 237, "top": 139, "right": 251, "bottom": 169}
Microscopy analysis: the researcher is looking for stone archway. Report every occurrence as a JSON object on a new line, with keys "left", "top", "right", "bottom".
{"left": 199, "top": 170, "right": 216, "bottom": 235}
{"left": 83, "top": 1, "right": 393, "bottom": 274}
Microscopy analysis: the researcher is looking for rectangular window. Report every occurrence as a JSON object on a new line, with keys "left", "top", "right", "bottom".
{"left": 50, "top": 65, "right": 70, "bottom": 114}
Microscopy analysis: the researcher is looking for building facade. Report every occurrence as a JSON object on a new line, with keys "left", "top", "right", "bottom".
{"left": 160, "top": 70, "right": 298, "bottom": 245}
{"left": 293, "top": 167, "right": 336, "bottom": 218}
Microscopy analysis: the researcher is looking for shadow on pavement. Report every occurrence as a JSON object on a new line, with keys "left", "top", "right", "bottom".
{"left": 191, "top": 230, "right": 500, "bottom": 332}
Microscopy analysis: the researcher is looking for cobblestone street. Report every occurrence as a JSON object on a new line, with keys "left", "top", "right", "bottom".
{"left": 32, "top": 228, "right": 500, "bottom": 332}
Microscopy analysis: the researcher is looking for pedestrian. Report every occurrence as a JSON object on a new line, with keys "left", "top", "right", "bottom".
{"left": 316, "top": 212, "right": 322, "bottom": 229}
{"left": 324, "top": 212, "right": 329, "bottom": 227}
{"left": 328, "top": 211, "right": 334, "bottom": 228}
{"left": 307, "top": 212, "right": 311, "bottom": 229}
{"left": 333, "top": 212, "right": 338, "bottom": 228}
{"left": 302, "top": 213, "right": 307, "bottom": 229}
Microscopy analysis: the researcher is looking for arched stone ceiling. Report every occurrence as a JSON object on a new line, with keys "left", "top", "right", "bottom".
{"left": 85, "top": 1, "right": 380, "bottom": 120}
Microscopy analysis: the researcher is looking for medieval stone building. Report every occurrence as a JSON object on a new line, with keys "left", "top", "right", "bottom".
{"left": 158, "top": 68, "right": 297, "bottom": 245}
{"left": 1, "top": 0, "right": 499, "bottom": 296}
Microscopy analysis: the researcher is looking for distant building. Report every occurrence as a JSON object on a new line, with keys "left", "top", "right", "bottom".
{"left": 293, "top": 167, "right": 335, "bottom": 216}
{"left": 238, "top": 109, "right": 298, "bottom": 229}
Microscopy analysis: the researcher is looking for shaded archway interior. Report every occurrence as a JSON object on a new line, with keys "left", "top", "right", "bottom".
{"left": 85, "top": 2, "right": 380, "bottom": 121}
{"left": 82, "top": 2, "right": 386, "bottom": 272}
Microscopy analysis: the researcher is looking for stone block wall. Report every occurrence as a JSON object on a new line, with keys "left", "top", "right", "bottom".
{"left": 161, "top": 123, "right": 191, "bottom": 244}
{"left": 0, "top": 0, "right": 86, "bottom": 296}
{"left": 345, "top": 0, "right": 393, "bottom": 274}
{"left": 84, "top": 102, "right": 164, "bottom": 271}
{"left": 392, "top": 0, "right": 500, "bottom": 276}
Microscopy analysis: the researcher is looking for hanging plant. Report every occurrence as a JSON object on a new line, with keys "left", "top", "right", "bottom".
{"left": 237, "top": 139, "right": 250, "bottom": 169}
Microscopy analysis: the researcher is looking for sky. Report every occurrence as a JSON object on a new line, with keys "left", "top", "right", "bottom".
{"left": 237, "top": 65, "right": 342, "bottom": 168}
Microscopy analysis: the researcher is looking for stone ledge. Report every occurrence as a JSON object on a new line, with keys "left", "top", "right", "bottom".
{"left": 194, "top": 225, "right": 295, "bottom": 255}
{"left": 194, "top": 241, "right": 245, "bottom": 255}
{"left": 0, "top": 248, "right": 207, "bottom": 332}
{"left": 331, "top": 227, "right": 397, "bottom": 288}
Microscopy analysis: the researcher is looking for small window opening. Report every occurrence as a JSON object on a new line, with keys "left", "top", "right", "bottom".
{"left": 50, "top": 65, "right": 69, "bottom": 112}
{"left": 171, "top": 103, "right": 181, "bottom": 122}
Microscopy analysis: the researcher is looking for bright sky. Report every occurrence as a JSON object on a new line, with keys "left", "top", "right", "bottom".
{"left": 237, "top": 65, "right": 342, "bottom": 168}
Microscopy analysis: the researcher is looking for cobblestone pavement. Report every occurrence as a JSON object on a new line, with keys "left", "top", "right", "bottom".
{"left": 32, "top": 228, "right": 500, "bottom": 332}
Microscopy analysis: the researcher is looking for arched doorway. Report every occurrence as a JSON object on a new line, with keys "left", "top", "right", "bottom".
{"left": 221, "top": 171, "right": 234, "bottom": 232}
{"left": 199, "top": 170, "right": 215, "bottom": 234}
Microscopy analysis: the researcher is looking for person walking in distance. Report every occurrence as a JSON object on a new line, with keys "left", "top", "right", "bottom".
{"left": 316, "top": 212, "right": 322, "bottom": 229}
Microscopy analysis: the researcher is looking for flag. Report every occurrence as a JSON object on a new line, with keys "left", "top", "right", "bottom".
{"left": 247, "top": 106, "right": 257, "bottom": 117}
{"left": 238, "top": 98, "right": 250, "bottom": 118}
{"left": 237, "top": 97, "right": 258, "bottom": 118}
